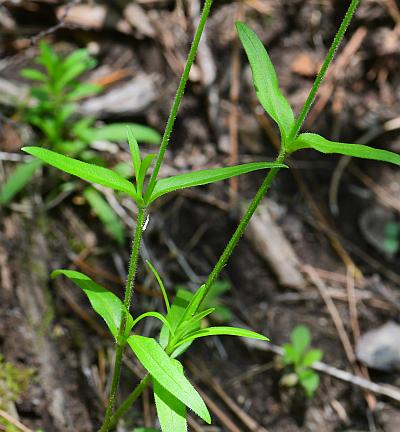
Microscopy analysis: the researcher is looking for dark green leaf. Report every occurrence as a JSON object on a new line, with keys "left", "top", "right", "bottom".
{"left": 290, "top": 133, "right": 400, "bottom": 166}
{"left": 22, "top": 147, "right": 140, "bottom": 201}
{"left": 148, "top": 162, "right": 286, "bottom": 203}
{"left": 83, "top": 188, "right": 125, "bottom": 244}
{"left": 236, "top": 22, "right": 295, "bottom": 140}
{"left": 89, "top": 123, "right": 161, "bottom": 144}
{"left": 52, "top": 269, "right": 133, "bottom": 339}
{"left": 127, "top": 336, "right": 210, "bottom": 423}
{"left": 153, "top": 359, "right": 187, "bottom": 432}
{"left": 0, "top": 159, "right": 42, "bottom": 204}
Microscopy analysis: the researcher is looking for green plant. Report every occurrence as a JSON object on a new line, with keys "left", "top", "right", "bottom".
{"left": 0, "top": 41, "right": 160, "bottom": 244}
{"left": 22, "top": 0, "right": 400, "bottom": 431}
{"left": 281, "top": 326, "right": 323, "bottom": 398}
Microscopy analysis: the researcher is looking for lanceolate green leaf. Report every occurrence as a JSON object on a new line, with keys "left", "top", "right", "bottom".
{"left": 90, "top": 123, "right": 161, "bottom": 144}
{"left": 0, "top": 159, "right": 42, "bottom": 205}
{"left": 236, "top": 22, "right": 295, "bottom": 141}
{"left": 174, "top": 326, "right": 269, "bottom": 349}
{"left": 127, "top": 335, "right": 211, "bottom": 424}
{"left": 153, "top": 359, "right": 187, "bottom": 432}
{"left": 52, "top": 269, "right": 134, "bottom": 339}
{"left": 132, "top": 312, "right": 173, "bottom": 335}
{"left": 148, "top": 161, "right": 286, "bottom": 203}
{"left": 22, "top": 147, "right": 140, "bottom": 201}
{"left": 83, "top": 188, "right": 125, "bottom": 245}
{"left": 127, "top": 128, "right": 141, "bottom": 178}
{"left": 290, "top": 133, "right": 400, "bottom": 166}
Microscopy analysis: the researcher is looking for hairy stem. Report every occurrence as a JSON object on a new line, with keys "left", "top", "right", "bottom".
{"left": 287, "top": 0, "right": 360, "bottom": 142}
{"left": 203, "top": 149, "right": 286, "bottom": 298}
{"left": 145, "top": 0, "right": 213, "bottom": 199}
{"left": 109, "top": 374, "right": 151, "bottom": 429}
{"left": 100, "top": 207, "right": 147, "bottom": 432}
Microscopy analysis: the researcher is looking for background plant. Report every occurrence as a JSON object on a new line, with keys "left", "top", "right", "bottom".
{"left": 21, "top": 0, "right": 400, "bottom": 431}
{"left": 280, "top": 325, "right": 323, "bottom": 398}
{"left": 0, "top": 41, "right": 160, "bottom": 244}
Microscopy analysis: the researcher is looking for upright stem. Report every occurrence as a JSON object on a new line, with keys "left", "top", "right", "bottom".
{"left": 145, "top": 0, "right": 213, "bottom": 199}
{"left": 203, "top": 149, "right": 286, "bottom": 298}
{"left": 100, "top": 207, "right": 147, "bottom": 432}
{"left": 287, "top": 0, "right": 360, "bottom": 142}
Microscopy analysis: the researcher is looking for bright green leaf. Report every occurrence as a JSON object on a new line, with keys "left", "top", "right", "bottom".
{"left": 236, "top": 22, "right": 295, "bottom": 141}
{"left": 298, "top": 369, "right": 320, "bottom": 398}
{"left": 66, "top": 83, "right": 102, "bottom": 101}
{"left": 137, "top": 154, "right": 156, "bottom": 194}
{"left": 148, "top": 161, "right": 286, "bottom": 203}
{"left": 282, "top": 344, "right": 300, "bottom": 366}
{"left": 153, "top": 359, "right": 187, "bottom": 432}
{"left": 290, "top": 325, "right": 311, "bottom": 355}
{"left": 146, "top": 260, "right": 170, "bottom": 313}
{"left": 127, "top": 335, "right": 211, "bottom": 424}
{"left": 22, "top": 147, "right": 140, "bottom": 201}
{"left": 21, "top": 68, "right": 47, "bottom": 81}
{"left": 89, "top": 123, "right": 161, "bottom": 144}
{"left": 127, "top": 128, "right": 141, "bottom": 180}
{"left": 302, "top": 349, "right": 323, "bottom": 367}
{"left": 132, "top": 312, "right": 173, "bottom": 335}
{"left": 83, "top": 188, "right": 125, "bottom": 244}
{"left": 174, "top": 326, "right": 269, "bottom": 349}
{"left": 52, "top": 269, "right": 133, "bottom": 339}
{"left": 0, "top": 159, "right": 42, "bottom": 205}
{"left": 290, "top": 133, "right": 400, "bottom": 166}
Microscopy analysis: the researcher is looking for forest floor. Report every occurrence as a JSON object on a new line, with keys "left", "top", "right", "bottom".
{"left": 1, "top": 1, "right": 400, "bottom": 431}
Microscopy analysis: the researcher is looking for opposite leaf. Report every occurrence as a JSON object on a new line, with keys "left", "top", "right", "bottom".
{"left": 0, "top": 159, "right": 42, "bottom": 205}
{"left": 290, "top": 133, "right": 400, "bottom": 166}
{"left": 128, "top": 335, "right": 211, "bottom": 424}
{"left": 52, "top": 269, "right": 134, "bottom": 339}
{"left": 89, "top": 123, "right": 161, "bottom": 145}
{"left": 153, "top": 359, "right": 187, "bottom": 432}
{"left": 175, "top": 326, "right": 269, "bottom": 349}
{"left": 148, "top": 161, "right": 286, "bottom": 203}
{"left": 236, "top": 22, "right": 295, "bottom": 141}
{"left": 22, "top": 147, "right": 140, "bottom": 201}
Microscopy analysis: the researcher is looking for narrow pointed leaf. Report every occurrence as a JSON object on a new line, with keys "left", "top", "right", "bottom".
{"left": 290, "top": 133, "right": 400, "bottom": 166}
{"left": 175, "top": 326, "right": 269, "bottom": 349}
{"left": 0, "top": 159, "right": 42, "bottom": 205}
{"left": 52, "top": 269, "right": 134, "bottom": 338}
{"left": 21, "top": 68, "right": 47, "bottom": 81}
{"left": 153, "top": 359, "right": 187, "bottom": 432}
{"left": 127, "top": 335, "right": 211, "bottom": 423}
{"left": 137, "top": 154, "right": 156, "bottom": 194}
{"left": 127, "top": 128, "right": 142, "bottom": 179}
{"left": 89, "top": 123, "right": 161, "bottom": 144}
{"left": 22, "top": 147, "right": 140, "bottom": 200}
{"left": 132, "top": 312, "right": 173, "bottom": 335}
{"left": 236, "top": 22, "right": 295, "bottom": 140}
{"left": 148, "top": 161, "right": 286, "bottom": 203}
{"left": 83, "top": 188, "right": 125, "bottom": 244}
{"left": 146, "top": 260, "right": 170, "bottom": 313}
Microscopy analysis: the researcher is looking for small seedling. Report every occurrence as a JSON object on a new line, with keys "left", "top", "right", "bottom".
{"left": 20, "top": 0, "right": 400, "bottom": 430}
{"left": 0, "top": 41, "right": 160, "bottom": 244}
{"left": 281, "top": 326, "right": 323, "bottom": 398}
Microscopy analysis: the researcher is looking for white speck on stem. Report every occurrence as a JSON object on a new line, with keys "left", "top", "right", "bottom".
{"left": 143, "top": 214, "right": 150, "bottom": 231}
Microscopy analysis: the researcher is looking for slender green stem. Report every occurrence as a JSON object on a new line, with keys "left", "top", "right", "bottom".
{"left": 145, "top": 0, "right": 213, "bottom": 199}
{"left": 287, "top": 0, "right": 360, "bottom": 143}
{"left": 100, "top": 207, "right": 147, "bottom": 432}
{"left": 109, "top": 374, "right": 151, "bottom": 429}
{"left": 203, "top": 149, "right": 287, "bottom": 298}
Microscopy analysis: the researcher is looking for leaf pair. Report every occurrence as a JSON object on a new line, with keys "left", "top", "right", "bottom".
{"left": 237, "top": 22, "right": 400, "bottom": 166}
{"left": 22, "top": 145, "right": 286, "bottom": 207}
